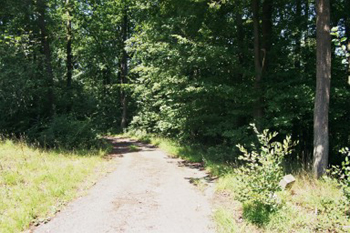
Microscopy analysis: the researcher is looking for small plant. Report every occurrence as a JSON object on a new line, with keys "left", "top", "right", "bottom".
{"left": 234, "top": 124, "right": 295, "bottom": 211}
{"left": 128, "top": 145, "right": 140, "bottom": 152}
{"left": 329, "top": 147, "right": 350, "bottom": 201}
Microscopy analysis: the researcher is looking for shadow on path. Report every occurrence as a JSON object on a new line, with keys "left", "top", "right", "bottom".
{"left": 105, "top": 136, "right": 217, "bottom": 186}
{"left": 104, "top": 137, "right": 156, "bottom": 159}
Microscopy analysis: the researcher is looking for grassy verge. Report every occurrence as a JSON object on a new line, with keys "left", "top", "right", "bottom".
{"left": 0, "top": 139, "right": 114, "bottom": 233}
{"left": 215, "top": 172, "right": 349, "bottom": 232}
{"left": 126, "top": 133, "right": 350, "bottom": 232}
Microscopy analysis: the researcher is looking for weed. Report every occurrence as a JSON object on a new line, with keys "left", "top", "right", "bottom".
{"left": 128, "top": 145, "right": 140, "bottom": 152}
{"left": 242, "top": 201, "right": 273, "bottom": 226}
{"left": 329, "top": 147, "right": 350, "bottom": 201}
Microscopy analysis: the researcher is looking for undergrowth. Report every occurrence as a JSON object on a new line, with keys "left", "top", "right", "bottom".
{"left": 26, "top": 115, "right": 103, "bottom": 150}
{"left": 0, "top": 139, "right": 113, "bottom": 233}
{"left": 216, "top": 172, "right": 350, "bottom": 232}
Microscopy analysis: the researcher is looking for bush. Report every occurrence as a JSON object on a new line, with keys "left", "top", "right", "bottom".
{"left": 27, "top": 115, "right": 100, "bottom": 150}
{"left": 234, "top": 124, "right": 295, "bottom": 210}
{"left": 329, "top": 147, "right": 350, "bottom": 203}
{"left": 206, "top": 146, "right": 238, "bottom": 163}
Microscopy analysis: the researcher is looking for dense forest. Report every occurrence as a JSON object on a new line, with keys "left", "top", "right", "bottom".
{"left": 1, "top": 0, "right": 350, "bottom": 232}
{"left": 0, "top": 0, "right": 349, "bottom": 174}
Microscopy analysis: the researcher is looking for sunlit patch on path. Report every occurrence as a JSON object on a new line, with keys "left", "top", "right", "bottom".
{"left": 34, "top": 137, "right": 215, "bottom": 233}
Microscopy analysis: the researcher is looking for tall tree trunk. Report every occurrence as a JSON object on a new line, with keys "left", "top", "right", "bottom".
{"left": 294, "top": 0, "right": 302, "bottom": 69}
{"left": 304, "top": 0, "right": 309, "bottom": 44}
{"left": 37, "top": 0, "right": 54, "bottom": 116}
{"left": 345, "top": 0, "right": 350, "bottom": 84}
{"left": 236, "top": 11, "right": 244, "bottom": 83}
{"left": 120, "top": 7, "right": 128, "bottom": 130}
{"left": 252, "top": 0, "right": 263, "bottom": 126}
{"left": 66, "top": 0, "right": 73, "bottom": 112}
{"left": 303, "top": 0, "right": 310, "bottom": 78}
{"left": 262, "top": 0, "right": 272, "bottom": 73}
{"left": 313, "top": 0, "right": 331, "bottom": 178}
{"left": 236, "top": 11, "right": 247, "bottom": 127}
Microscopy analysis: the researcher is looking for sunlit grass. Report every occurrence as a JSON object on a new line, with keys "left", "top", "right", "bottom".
{"left": 216, "top": 172, "right": 350, "bottom": 232}
{"left": 0, "top": 139, "right": 112, "bottom": 233}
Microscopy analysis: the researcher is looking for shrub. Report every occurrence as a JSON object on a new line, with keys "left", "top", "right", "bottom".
{"left": 28, "top": 115, "right": 100, "bottom": 150}
{"left": 329, "top": 147, "right": 350, "bottom": 202}
{"left": 234, "top": 124, "right": 295, "bottom": 210}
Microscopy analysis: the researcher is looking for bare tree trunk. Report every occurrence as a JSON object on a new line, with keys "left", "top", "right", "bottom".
{"left": 236, "top": 11, "right": 244, "bottom": 83}
{"left": 295, "top": 0, "right": 302, "bottom": 69}
{"left": 37, "top": 0, "right": 54, "bottom": 116}
{"left": 262, "top": 0, "right": 272, "bottom": 73}
{"left": 120, "top": 7, "right": 128, "bottom": 130}
{"left": 66, "top": 0, "right": 73, "bottom": 112}
{"left": 235, "top": 11, "right": 247, "bottom": 127}
{"left": 304, "top": 0, "right": 309, "bottom": 44}
{"left": 345, "top": 0, "right": 350, "bottom": 84}
{"left": 252, "top": 0, "right": 263, "bottom": 126}
{"left": 313, "top": 0, "right": 331, "bottom": 178}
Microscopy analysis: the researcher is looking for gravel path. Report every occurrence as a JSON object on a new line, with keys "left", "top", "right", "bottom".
{"left": 34, "top": 138, "right": 215, "bottom": 233}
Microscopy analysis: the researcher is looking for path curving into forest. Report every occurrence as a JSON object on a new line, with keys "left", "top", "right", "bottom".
{"left": 34, "top": 137, "right": 216, "bottom": 233}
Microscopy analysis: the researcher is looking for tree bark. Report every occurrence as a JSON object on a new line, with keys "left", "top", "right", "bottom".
{"left": 313, "top": 0, "right": 331, "bottom": 178}
{"left": 120, "top": 7, "right": 128, "bottom": 130}
{"left": 235, "top": 11, "right": 247, "bottom": 127}
{"left": 37, "top": 0, "right": 54, "bottom": 116}
{"left": 294, "top": 0, "right": 301, "bottom": 69}
{"left": 236, "top": 11, "right": 244, "bottom": 83}
{"left": 262, "top": 0, "right": 272, "bottom": 73}
{"left": 345, "top": 0, "right": 350, "bottom": 84}
{"left": 66, "top": 0, "right": 73, "bottom": 112}
{"left": 252, "top": 0, "right": 263, "bottom": 126}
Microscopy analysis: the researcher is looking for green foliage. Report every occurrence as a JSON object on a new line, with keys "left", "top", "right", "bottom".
{"left": 234, "top": 125, "right": 295, "bottom": 210}
{"left": 329, "top": 147, "right": 350, "bottom": 201}
{"left": 242, "top": 201, "right": 272, "bottom": 226}
{"left": 1, "top": 0, "right": 349, "bottom": 231}
{"left": 314, "top": 193, "right": 349, "bottom": 231}
{"left": 27, "top": 115, "right": 100, "bottom": 150}
{"left": 128, "top": 145, "right": 140, "bottom": 152}
{"left": 331, "top": 26, "right": 349, "bottom": 65}
{"left": 217, "top": 170, "right": 350, "bottom": 232}
{"left": 1, "top": 0, "right": 349, "bottom": 163}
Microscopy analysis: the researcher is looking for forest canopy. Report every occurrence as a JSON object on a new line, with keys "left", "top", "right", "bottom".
{"left": 0, "top": 0, "right": 349, "bottom": 170}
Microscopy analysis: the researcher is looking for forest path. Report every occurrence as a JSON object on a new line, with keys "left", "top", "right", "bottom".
{"left": 34, "top": 137, "right": 216, "bottom": 233}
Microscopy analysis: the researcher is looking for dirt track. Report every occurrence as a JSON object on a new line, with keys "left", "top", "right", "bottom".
{"left": 34, "top": 137, "right": 215, "bottom": 233}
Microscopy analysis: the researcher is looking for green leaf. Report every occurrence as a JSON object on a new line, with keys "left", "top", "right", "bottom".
{"left": 331, "top": 26, "right": 339, "bottom": 32}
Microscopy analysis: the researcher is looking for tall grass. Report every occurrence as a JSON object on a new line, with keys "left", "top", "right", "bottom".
{"left": 0, "top": 140, "right": 112, "bottom": 233}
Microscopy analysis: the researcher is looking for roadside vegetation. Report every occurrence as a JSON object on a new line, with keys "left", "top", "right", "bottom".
{"left": 0, "top": 139, "right": 113, "bottom": 233}
{"left": 1, "top": 0, "right": 350, "bottom": 232}
{"left": 127, "top": 130, "right": 350, "bottom": 233}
